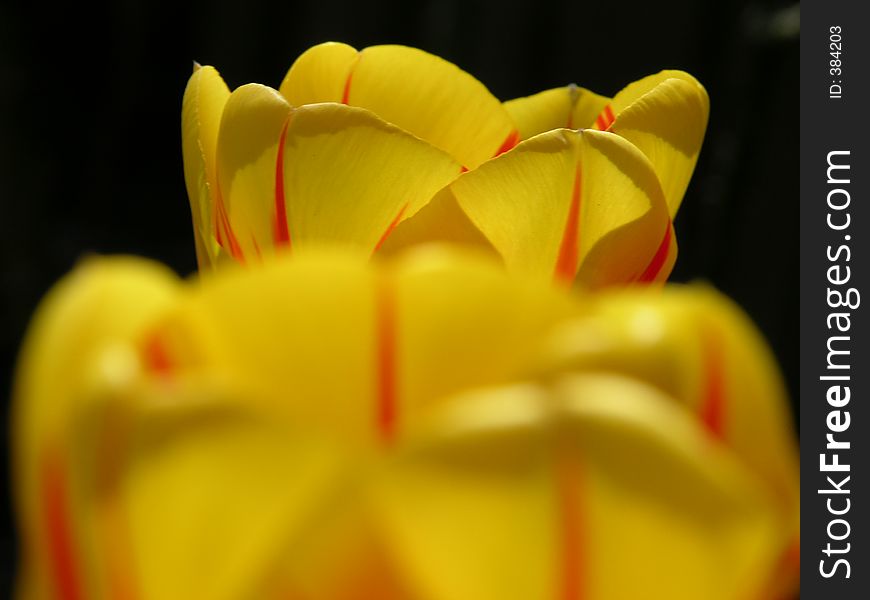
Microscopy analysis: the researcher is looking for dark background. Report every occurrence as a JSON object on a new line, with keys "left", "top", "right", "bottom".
{"left": 0, "top": 0, "right": 798, "bottom": 593}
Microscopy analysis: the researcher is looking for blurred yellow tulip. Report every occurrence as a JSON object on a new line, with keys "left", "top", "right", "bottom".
{"left": 183, "top": 43, "right": 708, "bottom": 289}
{"left": 13, "top": 248, "right": 797, "bottom": 600}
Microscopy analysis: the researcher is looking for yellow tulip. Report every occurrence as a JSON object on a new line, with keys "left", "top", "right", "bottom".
{"left": 13, "top": 248, "right": 797, "bottom": 600}
{"left": 183, "top": 43, "right": 708, "bottom": 288}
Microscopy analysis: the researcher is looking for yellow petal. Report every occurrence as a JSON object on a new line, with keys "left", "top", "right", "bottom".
{"left": 447, "top": 128, "right": 671, "bottom": 288}
{"left": 216, "top": 83, "right": 292, "bottom": 261}
{"left": 391, "top": 247, "right": 578, "bottom": 422}
{"left": 536, "top": 284, "right": 800, "bottom": 595}
{"left": 376, "top": 188, "right": 497, "bottom": 257}
{"left": 147, "top": 251, "right": 382, "bottom": 447}
{"left": 278, "top": 103, "right": 461, "bottom": 253}
{"left": 595, "top": 71, "right": 709, "bottom": 217}
{"left": 503, "top": 85, "right": 610, "bottom": 140}
{"left": 146, "top": 248, "right": 576, "bottom": 446}
{"left": 107, "top": 385, "right": 353, "bottom": 600}
{"left": 181, "top": 64, "right": 231, "bottom": 269}
{"left": 280, "top": 43, "right": 518, "bottom": 169}
{"left": 279, "top": 41, "right": 360, "bottom": 105}
{"left": 11, "top": 257, "right": 180, "bottom": 600}
{"left": 375, "top": 375, "right": 783, "bottom": 600}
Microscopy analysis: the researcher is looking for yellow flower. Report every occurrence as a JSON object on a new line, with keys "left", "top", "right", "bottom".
{"left": 183, "top": 43, "right": 708, "bottom": 288}
{"left": 13, "top": 249, "right": 797, "bottom": 600}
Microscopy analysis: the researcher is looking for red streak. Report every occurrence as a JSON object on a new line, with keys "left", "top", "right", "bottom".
{"left": 594, "top": 105, "right": 615, "bottom": 131}
{"left": 216, "top": 197, "right": 245, "bottom": 262}
{"left": 373, "top": 203, "right": 409, "bottom": 253}
{"left": 554, "top": 164, "right": 583, "bottom": 283}
{"left": 494, "top": 129, "right": 520, "bottom": 157}
{"left": 636, "top": 223, "right": 673, "bottom": 283}
{"left": 375, "top": 280, "right": 398, "bottom": 443}
{"left": 214, "top": 209, "right": 223, "bottom": 246}
{"left": 143, "top": 333, "right": 173, "bottom": 375}
{"left": 341, "top": 57, "right": 361, "bottom": 105}
{"left": 700, "top": 327, "right": 725, "bottom": 438}
{"left": 274, "top": 120, "right": 291, "bottom": 247}
{"left": 557, "top": 460, "right": 583, "bottom": 600}
{"left": 42, "top": 448, "right": 82, "bottom": 600}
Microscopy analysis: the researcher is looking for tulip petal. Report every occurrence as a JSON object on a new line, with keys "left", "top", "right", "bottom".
{"left": 11, "top": 257, "right": 180, "bottom": 599}
{"left": 146, "top": 249, "right": 576, "bottom": 446}
{"left": 447, "top": 128, "right": 671, "bottom": 287}
{"left": 279, "top": 41, "right": 360, "bottom": 106}
{"left": 279, "top": 103, "right": 461, "bottom": 253}
{"left": 375, "top": 375, "right": 782, "bottom": 600}
{"left": 376, "top": 188, "right": 497, "bottom": 256}
{"left": 503, "top": 85, "right": 610, "bottom": 140}
{"left": 280, "top": 43, "right": 518, "bottom": 169}
{"left": 147, "top": 251, "right": 383, "bottom": 447}
{"left": 536, "top": 285, "right": 800, "bottom": 596}
{"left": 181, "top": 64, "right": 231, "bottom": 269}
{"left": 216, "top": 83, "right": 292, "bottom": 261}
{"left": 391, "top": 248, "right": 578, "bottom": 423}
{"left": 107, "top": 388, "right": 353, "bottom": 600}
{"left": 598, "top": 71, "right": 709, "bottom": 217}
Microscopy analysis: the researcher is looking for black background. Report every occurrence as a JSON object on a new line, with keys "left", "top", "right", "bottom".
{"left": 0, "top": 0, "right": 798, "bottom": 593}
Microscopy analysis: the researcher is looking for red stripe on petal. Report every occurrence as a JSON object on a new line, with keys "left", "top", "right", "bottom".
{"left": 603, "top": 105, "right": 615, "bottom": 130}
{"left": 700, "top": 327, "right": 726, "bottom": 438}
{"left": 594, "top": 104, "right": 615, "bottom": 131}
{"left": 274, "top": 120, "right": 292, "bottom": 248}
{"left": 341, "top": 55, "right": 361, "bottom": 105}
{"left": 494, "top": 129, "right": 520, "bottom": 157}
{"left": 43, "top": 448, "right": 82, "bottom": 600}
{"left": 373, "top": 203, "right": 409, "bottom": 253}
{"left": 341, "top": 73, "right": 353, "bottom": 104}
{"left": 216, "top": 198, "right": 245, "bottom": 263}
{"left": 636, "top": 223, "right": 673, "bottom": 283}
{"left": 554, "top": 164, "right": 583, "bottom": 284}
{"left": 143, "top": 332, "right": 173, "bottom": 375}
{"left": 375, "top": 279, "right": 398, "bottom": 443}
{"left": 557, "top": 459, "right": 584, "bottom": 600}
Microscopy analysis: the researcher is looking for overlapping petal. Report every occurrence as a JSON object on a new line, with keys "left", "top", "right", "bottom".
{"left": 280, "top": 42, "right": 518, "bottom": 169}
{"left": 384, "top": 128, "right": 673, "bottom": 288}
{"left": 377, "top": 375, "right": 783, "bottom": 600}
{"left": 505, "top": 70, "right": 709, "bottom": 217}
{"left": 14, "top": 250, "right": 798, "bottom": 600}
{"left": 182, "top": 52, "right": 707, "bottom": 288}
{"left": 535, "top": 284, "right": 800, "bottom": 597}
{"left": 185, "top": 72, "right": 462, "bottom": 265}
{"left": 504, "top": 84, "right": 609, "bottom": 140}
